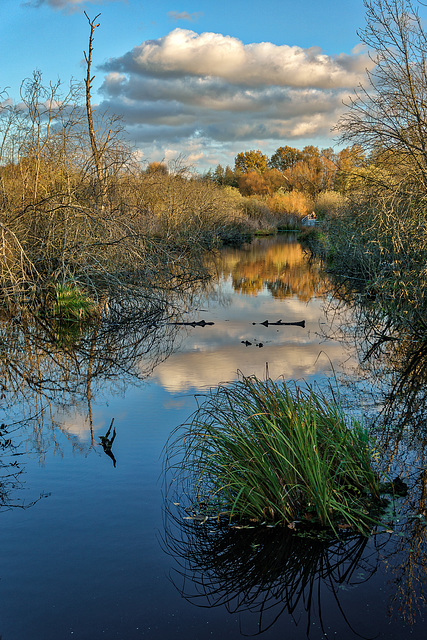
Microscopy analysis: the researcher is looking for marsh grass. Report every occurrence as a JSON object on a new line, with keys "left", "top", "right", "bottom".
{"left": 51, "top": 282, "right": 98, "bottom": 320}
{"left": 167, "top": 376, "right": 381, "bottom": 535}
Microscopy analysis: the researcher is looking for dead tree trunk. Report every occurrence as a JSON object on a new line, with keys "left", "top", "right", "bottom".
{"left": 84, "top": 12, "right": 108, "bottom": 207}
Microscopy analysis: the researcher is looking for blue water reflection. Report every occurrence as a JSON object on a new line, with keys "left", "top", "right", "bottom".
{"left": 0, "top": 235, "right": 424, "bottom": 639}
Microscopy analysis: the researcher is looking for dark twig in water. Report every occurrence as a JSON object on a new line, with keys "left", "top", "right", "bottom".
{"left": 167, "top": 320, "right": 215, "bottom": 327}
{"left": 252, "top": 319, "right": 306, "bottom": 328}
{"left": 99, "top": 418, "right": 117, "bottom": 467}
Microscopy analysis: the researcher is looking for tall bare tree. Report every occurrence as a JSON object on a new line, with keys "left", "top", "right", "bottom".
{"left": 84, "top": 12, "right": 109, "bottom": 205}
{"left": 337, "top": 0, "right": 427, "bottom": 190}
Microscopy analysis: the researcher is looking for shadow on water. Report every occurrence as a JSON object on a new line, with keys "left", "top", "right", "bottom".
{"left": 161, "top": 503, "right": 387, "bottom": 638}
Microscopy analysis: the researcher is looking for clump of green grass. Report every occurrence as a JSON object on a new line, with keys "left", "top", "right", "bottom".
{"left": 167, "top": 376, "right": 381, "bottom": 535}
{"left": 51, "top": 282, "right": 98, "bottom": 320}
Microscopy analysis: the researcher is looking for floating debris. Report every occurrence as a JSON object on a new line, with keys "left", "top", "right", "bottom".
{"left": 168, "top": 320, "right": 215, "bottom": 327}
{"left": 252, "top": 319, "right": 305, "bottom": 328}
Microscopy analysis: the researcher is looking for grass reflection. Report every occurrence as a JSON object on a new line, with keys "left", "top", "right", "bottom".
{"left": 162, "top": 504, "right": 385, "bottom": 637}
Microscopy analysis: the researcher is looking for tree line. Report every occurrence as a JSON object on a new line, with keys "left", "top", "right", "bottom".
{"left": 205, "top": 145, "right": 368, "bottom": 198}
{"left": 2, "top": 0, "right": 427, "bottom": 322}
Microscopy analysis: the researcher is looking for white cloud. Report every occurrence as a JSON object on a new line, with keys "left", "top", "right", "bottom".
{"left": 103, "top": 28, "right": 371, "bottom": 89}
{"left": 97, "top": 29, "right": 372, "bottom": 169}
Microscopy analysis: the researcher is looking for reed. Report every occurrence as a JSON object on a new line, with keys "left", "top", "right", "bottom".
{"left": 167, "top": 376, "right": 381, "bottom": 535}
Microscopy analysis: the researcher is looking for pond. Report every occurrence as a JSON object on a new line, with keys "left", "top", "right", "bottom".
{"left": 0, "top": 234, "right": 425, "bottom": 639}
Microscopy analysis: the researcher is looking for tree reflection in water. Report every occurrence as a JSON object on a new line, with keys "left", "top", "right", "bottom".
{"left": 215, "top": 235, "right": 328, "bottom": 301}
{"left": 0, "top": 274, "right": 214, "bottom": 456}
{"left": 320, "top": 276, "right": 427, "bottom": 626}
{"left": 0, "top": 422, "right": 45, "bottom": 511}
{"left": 157, "top": 244, "right": 426, "bottom": 637}
{"left": 162, "top": 505, "right": 386, "bottom": 638}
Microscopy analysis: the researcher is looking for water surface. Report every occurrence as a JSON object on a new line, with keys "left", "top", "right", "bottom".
{"left": 0, "top": 235, "right": 425, "bottom": 639}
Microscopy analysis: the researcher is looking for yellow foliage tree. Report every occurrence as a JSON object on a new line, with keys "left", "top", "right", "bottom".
{"left": 234, "top": 150, "right": 269, "bottom": 174}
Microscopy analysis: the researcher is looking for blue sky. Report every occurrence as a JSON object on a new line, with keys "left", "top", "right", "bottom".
{"left": 0, "top": 0, "right": 386, "bottom": 170}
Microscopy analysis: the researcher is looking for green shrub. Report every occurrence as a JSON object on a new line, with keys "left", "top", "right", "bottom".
{"left": 167, "top": 376, "right": 381, "bottom": 535}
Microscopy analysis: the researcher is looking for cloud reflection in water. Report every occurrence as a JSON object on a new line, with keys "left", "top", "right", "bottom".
{"left": 150, "top": 236, "right": 356, "bottom": 392}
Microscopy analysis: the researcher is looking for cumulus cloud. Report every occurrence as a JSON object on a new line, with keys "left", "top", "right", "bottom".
{"left": 103, "top": 28, "right": 371, "bottom": 89}
{"left": 98, "top": 29, "right": 371, "bottom": 168}
{"left": 23, "top": 0, "right": 122, "bottom": 12}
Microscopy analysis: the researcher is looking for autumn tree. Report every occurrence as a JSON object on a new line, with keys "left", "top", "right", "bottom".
{"left": 237, "top": 171, "right": 268, "bottom": 196}
{"left": 263, "top": 168, "right": 289, "bottom": 193}
{"left": 234, "top": 150, "right": 269, "bottom": 174}
{"left": 337, "top": 0, "right": 427, "bottom": 190}
{"left": 299, "top": 145, "right": 321, "bottom": 165}
{"left": 269, "top": 146, "right": 304, "bottom": 171}
{"left": 146, "top": 161, "right": 168, "bottom": 175}
{"left": 334, "top": 145, "right": 368, "bottom": 192}
{"left": 237, "top": 168, "right": 288, "bottom": 196}
{"left": 319, "top": 147, "right": 338, "bottom": 191}
{"left": 336, "top": 145, "right": 366, "bottom": 172}
{"left": 278, "top": 146, "right": 321, "bottom": 196}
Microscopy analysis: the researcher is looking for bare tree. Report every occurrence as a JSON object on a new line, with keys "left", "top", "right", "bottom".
{"left": 19, "top": 71, "right": 82, "bottom": 204}
{"left": 84, "top": 12, "right": 108, "bottom": 205}
{"left": 337, "top": 0, "right": 427, "bottom": 190}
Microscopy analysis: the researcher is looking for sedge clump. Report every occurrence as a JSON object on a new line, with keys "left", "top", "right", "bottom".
{"left": 167, "top": 376, "right": 381, "bottom": 535}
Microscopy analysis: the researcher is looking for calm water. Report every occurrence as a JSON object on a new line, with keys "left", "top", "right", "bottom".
{"left": 0, "top": 235, "right": 425, "bottom": 639}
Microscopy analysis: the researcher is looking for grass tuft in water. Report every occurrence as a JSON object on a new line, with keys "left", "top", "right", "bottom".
{"left": 167, "top": 376, "right": 381, "bottom": 535}
{"left": 51, "top": 282, "right": 98, "bottom": 320}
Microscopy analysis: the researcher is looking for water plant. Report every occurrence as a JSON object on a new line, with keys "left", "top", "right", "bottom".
{"left": 51, "top": 282, "right": 98, "bottom": 320}
{"left": 166, "top": 376, "right": 381, "bottom": 535}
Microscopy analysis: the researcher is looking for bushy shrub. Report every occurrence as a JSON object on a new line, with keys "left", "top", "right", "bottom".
{"left": 325, "top": 188, "right": 427, "bottom": 333}
{"left": 136, "top": 172, "right": 251, "bottom": 246}
{"left": 222, "top": 186, "right": 243, "bottom": 203}
{"left": 314, "top": 191, "right": 347, "bottom": 218}
{"left": 240, "top": 196, "right": 270, "bottom": 219}
{"left": 266, "top": 191, "right": 313, "bottom": 217}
